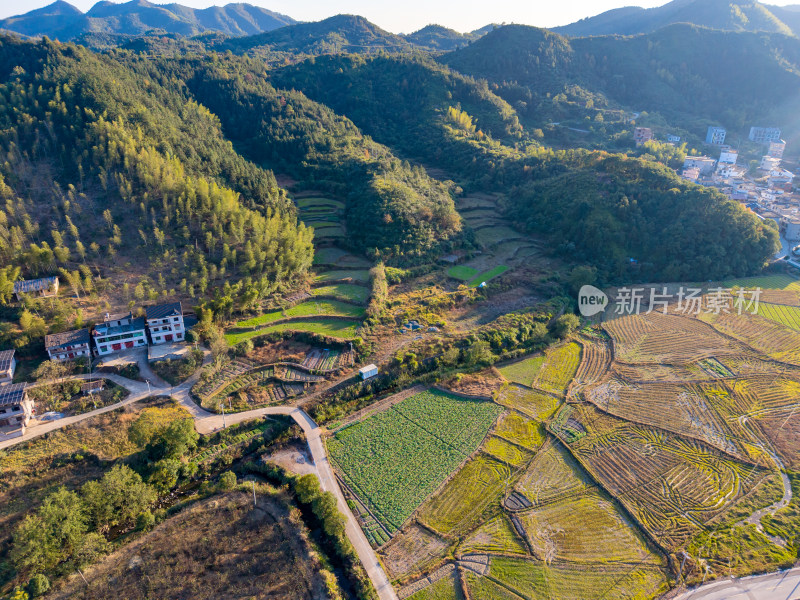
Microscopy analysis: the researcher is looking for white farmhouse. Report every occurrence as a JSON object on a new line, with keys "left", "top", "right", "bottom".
{"left": 145, "top": 302, "right": 185, "bottom": 344}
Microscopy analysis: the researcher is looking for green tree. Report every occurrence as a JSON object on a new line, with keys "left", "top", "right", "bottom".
{"left": 27, "top": 574, "right": 50, "bottom": 598}
{"left": 147, "top": 458, "right": 181, "bottom": 493}
{"left": 295, "top": 474, "right": 322, "bottom": 504}
{"left": 218, "top": 471, "right": 237, "bottom": 491}
{"left": 81, "top": 465, "right": 156, "bottom": 532}
{"left": 551, "top": 313, "right": 581, "bottom": 338}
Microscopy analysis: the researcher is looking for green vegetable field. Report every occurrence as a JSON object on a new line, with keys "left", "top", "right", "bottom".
{"left": 328, "top": 389, "right": 502, "bottom": 532}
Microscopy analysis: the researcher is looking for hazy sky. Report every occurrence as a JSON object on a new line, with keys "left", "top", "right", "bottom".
{"left": 3, "top": 0, "right": 800, "bottom": 32}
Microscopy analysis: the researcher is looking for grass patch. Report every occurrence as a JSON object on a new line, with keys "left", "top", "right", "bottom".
{"left": 468, "top": 265, "right": 510, "bottom": 287}
{"left": 328, "top": 389, "right": 502, "bottom": 532}
{"left": 474, "top": 226, "right": 524, "bottom": 247}
{"left": 408, "top": 574, "right": 463, "bottom": 600}
{"left": 225, "top": 318, "right": 361, "bottom": 344}
{"left": 314, "top": 269, "right": 371, "bottom": 283}
{"left": 304, "top": 220, "right": 340, "bottom": 228}
{"left": 235, "top": 300, "right": 365, "bottom": 328}
{"left": 311, "top": 283, "right": 370, "bottom": 305}
{"left": 447, "top": 265, "right": 479, "bottom": 281}
{"left": 498, "top": 355, "right": 545, "bottom": 388}
{"left": 721, "top": 274, "right": 800, "bottom": 291}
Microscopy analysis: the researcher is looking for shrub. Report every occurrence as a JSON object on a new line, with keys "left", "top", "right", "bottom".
{"left": 218, "top": 470, "right": 237, "bottom": 491}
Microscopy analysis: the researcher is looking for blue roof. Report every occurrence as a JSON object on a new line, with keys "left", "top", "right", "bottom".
{"left": 13, "top": 277, "right": 58, "bottom": 294}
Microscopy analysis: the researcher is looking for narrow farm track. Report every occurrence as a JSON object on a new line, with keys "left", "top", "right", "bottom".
{"left": 0, "top": 355, "right": 398, "bottom": 600}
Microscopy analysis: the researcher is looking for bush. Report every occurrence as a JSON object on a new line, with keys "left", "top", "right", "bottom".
{"left": 27, "top": 574, "right": 49, "bottom": 598}
{"left": 218, "top": 470, "right": 237, "bottom": 491}
{"left": 135, "top": 510, "right": 156, "bottom": 532}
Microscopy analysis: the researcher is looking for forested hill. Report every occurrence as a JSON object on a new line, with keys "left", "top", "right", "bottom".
{"left": 216, "top": 15, "right": 412, "bottom": 55}
{"left": 443, "top": 23, "right": 800, "bottom": 139}
{"left": 0, "top": 0, "right": 295, "bottom": 40}
{"left": 554, "top": 0, "right": 800, "bottom": 37}
{"left": 0, "top": 35, "right": 463, "bottom": 316}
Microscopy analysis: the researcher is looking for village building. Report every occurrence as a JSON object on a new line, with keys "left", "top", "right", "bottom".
{"left": 45, "top": 329, "right": 91, "bottom": 362}
{"left": 705, "top": 126, "right": 726, "bottom": 145}
{"left": 0, "top": 383, "right": 34, "bottom": 429}
{"left": 633, "top": 127, "right": 653, "bottom": 146}
{"left": 768, "top": 140, "right": 787, "bottom": 159}
{"left": 667, "top": 134, "right": 681, "bottom": 144}
{"left": 761, "top": 156, "right": 782, "bottom": 172}
{"left": 782, "top": 217, "right": 800, "bottom": 242}
{"left": 145, "top": 302, "right": 185, "bottom": 345}
{"left": 749, "top": 126, "right": 782, "bottom": 144}
{"left": 0, "top": 349, "right": 15, "bottom": 383}
{"left": 93, "top": 313, "right": 147, "bottom": 356}
{"left": 359, "top": 364, "right": 379, "bottom": 380}
{"left": 13, "top": 276, "right": 59, "bottom": 302}
{"left": 683, "top": 156, "right": 716, "bottom": 176}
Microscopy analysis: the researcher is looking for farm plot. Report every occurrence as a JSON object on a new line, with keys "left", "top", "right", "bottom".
{"left": 328, "top": 389, "right": 502, "bottom": 532}
{"left": 516, "top": 489, "right": 659, "bottom": 565}
{"left": 312, "top": 225, "right": 346, "bottom": 239}
{"left": 604, "top": 312, "right": 744, "bottom": 364}
{"left": 459, "top": 514, "right": 528, "bottom": 556}
{"left": 756, "top": 302, "right": 800, "bottom": 331}
{"left": 296, "top": 197, "right": 345, "bottom": 210}
{"left": 447, "top": 265, "right": 479, "bottom": 281}
{"left": 498, "top": 355, "right": 545, "bottom": 388}
{"left": 311, "top": 283, "right": 370, "bottom": 304}
{"left": 721, "top": 274, "right": 800, "bottom": 292}
{"left": 534, "top": 342, "right": 581, "bottom": 396}
{"left": 482, "top": 436, "right": 533, "bottom": 468}
{"left": 302, "top": 348, "right": 345, "bottom": 371}
{"left": 468, "top": 265, "right": 509, "bottom": 287}
{"left": 407, "top": 573, "right": 463, "bottom": 600}
{"left": 474, "top": 226, "right": 524, "bottom": 247}
{"left": 224, "top": 318, "right": 361, "bottom": 345}
{"left": 515, "top": 439, "right": 595, "bottom": 508}
{"left": 570, "top": 337, "right": 612, "bottom": 396}
{"left": 192, "top": 357, "right": 257, "bottom": 401}
{"left": 566, "top": 403, "right": 779, "bottom": 551}
{"left": 416, "top": 454, "right": 515, "bottom": 536}
{"left": 379, "top": 524, "right": 450, "bottom": 580}
{"left": 492, "top": 413, "right": 545, "bottom": 452}
{"left": 313, "top": 246, "right": 370, "bottom": 268}
{"left": 486, "top": 556, "right": 667, "bottom": 600}
{"left": 235, "top": 300, "right": 365, "bottom": 329}
{"left": 583, "top": 378, "right": 749, "bottom": 459}
{"left": 496, "top": 386, "right": 560, "bottom": 422}
{"left": 314, "top": 269, "right": 371, "bottom": 283}
{"left": 700, "top": 311, "right": 800, "bottom": 365}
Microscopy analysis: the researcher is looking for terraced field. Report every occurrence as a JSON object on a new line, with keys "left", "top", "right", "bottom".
{"left": 236, "top": 300, "right": 365, "bottom": 329}
{"left": 225, "top": 318, "right": 361, "bottom": 344}
{"left": 535, "top": 342, "right": 581, "bottom": 396}
{"left": 328, "top": 389, "right": 502, "bottom": 532}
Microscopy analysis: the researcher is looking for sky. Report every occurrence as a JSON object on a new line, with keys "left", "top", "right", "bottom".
{"left": 2, "top": 0, "right": 799, "bottom": 33}
{"left": 5, "top": 0, "right": 800, "bottom": 32}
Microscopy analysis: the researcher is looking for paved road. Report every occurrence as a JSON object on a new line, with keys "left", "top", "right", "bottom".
{"left": 1, "top": 357, "right": 398, "bottom": 600}
{"left": 668, "top": 568, "right": 800, "bottom": 600}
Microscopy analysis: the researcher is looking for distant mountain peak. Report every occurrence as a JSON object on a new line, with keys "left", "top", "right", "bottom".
{"left": 554, "top": 0, "right": 800, "bottom": 37}
{"left": 0, "top": 1, "right": 295, "bottom": 40}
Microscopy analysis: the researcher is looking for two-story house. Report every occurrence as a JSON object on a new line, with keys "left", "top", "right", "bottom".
{"left": 45, "top": 329, "right": 91, "bottom": 362}
{"left": 0, "top": 349, "right": 15, "bottom": 383}
{"left": 145, "top": 302, "right": 185, "bottom": 345}
{"left": 93, "top": 313, "right": 148, "bottom": 356}
{"left": 0, "top": 383, "right": 34, "bottom": 429}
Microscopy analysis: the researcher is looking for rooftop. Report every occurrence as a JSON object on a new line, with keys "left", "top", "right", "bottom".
{"left": 94, "top": 317, "right": 146, "bottom": 338}
{"left": 45, "top": 328, "right": 90, "bottom": 350}
{"left": 0, "top": 383, "right": 26, "bottom": 407}
{"left": 13, "top": 276, "right": 58, "bottom": 294}
{"left": 145, "top": 302, "right": 182, "bottom": 320}
{"left": 0, "top": 349, "right": 14, "bottom": 372}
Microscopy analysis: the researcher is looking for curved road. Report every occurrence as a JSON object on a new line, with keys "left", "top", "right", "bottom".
{"left": 668, "top": 567, "right": 800, "bottom": 600}
{"left": 0, "top": 365, "right": 398, "bottom": 600}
